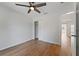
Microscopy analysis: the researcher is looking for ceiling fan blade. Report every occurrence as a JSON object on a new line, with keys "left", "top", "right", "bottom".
{"left": 16, "top": 4, "right": 30, "bottom": 7}
{"left": 35, "top": 3, "right": 46, "bottom": 7}
{"left": 29, "top": 2, "right": 33, "bottom": 6}
{"left": 28, "top": 9, "right": 31, "bottom": 13}
{"left": 34, "top": 8, "right": 40, "bottom": 13}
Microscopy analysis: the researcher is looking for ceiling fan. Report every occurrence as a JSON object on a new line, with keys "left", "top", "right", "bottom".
{"left": 15, "top": 2, "right": 46, "bottom": 14}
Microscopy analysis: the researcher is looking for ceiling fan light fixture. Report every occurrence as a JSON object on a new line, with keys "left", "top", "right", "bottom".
{"left": 30, "top": 7, "right": 34, "bottom": 10}
{"left": 16, "top": 2, "right": 46, "bottom": 14}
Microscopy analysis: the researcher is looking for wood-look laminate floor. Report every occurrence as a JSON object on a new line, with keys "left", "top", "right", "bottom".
{"left": 0, "top": 40, "right": 61, "bottom": 56}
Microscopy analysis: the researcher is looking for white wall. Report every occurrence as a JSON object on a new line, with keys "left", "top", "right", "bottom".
{"left": 34, "top": 2, "right": 75, "bottom": 45}
{"left": 38, "top": 14, "right": 60, "bottom": 44}
{"left": 0, "top": 4, "right": 33, "bottom": 50}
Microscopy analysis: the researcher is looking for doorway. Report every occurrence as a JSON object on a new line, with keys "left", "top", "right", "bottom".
{"left": 61, "top": 12, "right": 76, "bottom": 56}
{"left": 34, "top": 21, "right": 39, "bottom": 40}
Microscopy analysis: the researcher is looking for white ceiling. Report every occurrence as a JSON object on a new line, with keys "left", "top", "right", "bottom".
{"left": 0, "top": 2, "right": 75, "bottom": 19}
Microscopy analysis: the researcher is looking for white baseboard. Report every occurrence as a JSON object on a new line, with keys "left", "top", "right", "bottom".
{"left": 39, "top": 39, "right": 61, "bottom": 45}
{"left": 0, "top": 39, "right": 31, "bottom": 51}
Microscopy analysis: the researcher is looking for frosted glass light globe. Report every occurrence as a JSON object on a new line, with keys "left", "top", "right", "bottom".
{"left": 30, "top": 7, "right": 34, "bottom": 10}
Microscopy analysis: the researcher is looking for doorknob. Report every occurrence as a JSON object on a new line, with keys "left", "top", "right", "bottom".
{"left": 72, "top": 35, "right": 77, "bottom": 37}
